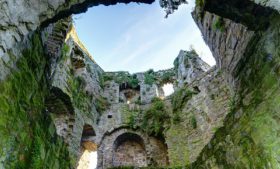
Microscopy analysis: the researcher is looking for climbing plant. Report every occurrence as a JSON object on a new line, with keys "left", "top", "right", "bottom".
{"left": 141, "top": 97, "right": 170, "bottom": 136}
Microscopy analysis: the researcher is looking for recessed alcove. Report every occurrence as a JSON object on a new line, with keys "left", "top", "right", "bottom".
{"left": 78, "top": 124, "right": 98, "bottom": 169}
{"left": 113, "top": 133, "right": 147, "bottom": 167}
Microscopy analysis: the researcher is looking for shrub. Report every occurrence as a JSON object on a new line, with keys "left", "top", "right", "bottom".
{"left": 141, "top": 97, "right": 170, "bottom": 136}
{"left": 213, "top": 16, "right": 225, "bottom": 32}
{"left": 95, "top": 96, "right": 110, "bottom": 114}
{"left": 161, "top": 71, "right": 175, "bottom": 84}
{"left": 105, "top": 72, "right": 139, "bottom": 89}
{"left": 103, "top": 74, "right": 114, "bottom": 82}
{"left": 195, "top": 0, "right": 205, "bottom": 8}
{"left": 144, "top": 69, "right": 156, "bottom": 85}
{"left": 128, "top": 74, "right": 139, "bottom": 89}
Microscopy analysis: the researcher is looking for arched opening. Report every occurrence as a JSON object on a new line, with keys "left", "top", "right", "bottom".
{"left": 113, "top": 133, "right": 147, "bottom": 167}
{"left": 78, "top": 124, "right": 98, "bottom": 169}
{"left": 162, "top": 83, "right": 174, "bottom": 97}
{"left": 119, "top": 83, "right": 141, "bottom": 104}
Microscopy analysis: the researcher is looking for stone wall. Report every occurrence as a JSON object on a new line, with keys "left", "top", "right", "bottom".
{"left": 113, "top": 135, "right": 147, "bottom": 167}
{"left": 98, "top": 128, "right": 169, "bottom": 168}
{"left": 192, "top": 10, "right": 255, "bottom": 90}
{"left": 166, "top": 67, "right": 230, "bottom": 166}
{"left": 1, "top": 0, "right": 280, "bottom": 168}
{"left": 187, "top": 2, "right": 280, "bottom": 169}
{"left": 175, "top": 50, "right": 210, "bottom": 88}
{"left": 43, "top": 19, "right": 104, "bottom": 164}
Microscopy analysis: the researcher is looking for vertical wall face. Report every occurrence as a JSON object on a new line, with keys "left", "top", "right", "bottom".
{"left": 175, "top": 50, "right": 210, "bottom": 88}
{"left": 0, "top": 32, "right": 74, "bottom": 168}
{"left": 113, "top": 139, "right": 147, "bottom": 167}
{"left": 166, "top": 68, "right": 230, "bottom": 166}
{"left": 192, "top": 10, "right": 255, "bottom": 88}
{"left": 98, "top": 129, "right": 169, "bottom": 168}
{"left": 189, "top": 1, "right": 280, "bottom": 168}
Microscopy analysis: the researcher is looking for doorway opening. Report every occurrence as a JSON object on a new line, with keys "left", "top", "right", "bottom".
{"left": 78, "top": 124, "right": 98, "bottom": 169}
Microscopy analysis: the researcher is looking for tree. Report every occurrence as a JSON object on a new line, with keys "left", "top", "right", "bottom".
{"left": 159, "top": 0, "right": 188, "bottom": 17}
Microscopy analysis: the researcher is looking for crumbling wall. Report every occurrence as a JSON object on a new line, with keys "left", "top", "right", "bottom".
{"left": 188, "top": 1, "right": 280, "bottom": 168}
{"left": 1, "top": 0, "right": 280, "bottom": 168}
{"left": 166, "top": 67, "right": 230, "bottom": 166}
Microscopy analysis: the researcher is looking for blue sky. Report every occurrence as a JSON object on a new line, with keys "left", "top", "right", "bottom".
{"left": 74, "top": 0, "right": 215, "bottom": 73}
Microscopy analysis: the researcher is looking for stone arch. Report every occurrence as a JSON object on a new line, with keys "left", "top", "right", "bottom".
{"left": 98, "top": 127, "right": 169, "bottom": 168}
{"left": 81, "top": 124, "right": 96, "bottom": 143}
{"left": 78, "top": 124, "right": 98, "bottom": 169}
{"left": 112, "top": 132, "right": 147, "bottom": 167}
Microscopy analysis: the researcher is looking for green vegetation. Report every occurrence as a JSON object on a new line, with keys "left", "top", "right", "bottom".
{"left": 195, "top": 0, "right": 205, "bottom": 8}
{"left": 123, "top": 106, "right": 140, "bottom": 129}
{"left": 141, "top": 97, "right": 170, "bottom": 136}
{"left": 128, "top": 74, "right": 139, "bottom": 89}
{"left": 68, "top": 76, "right": 91, "bottom": 113}
{"left": 213, "top": 16, "right": 225, "bottom": 32}
{"left": 191, "top": 114, "right": 197, "bottom": 129}
{"left": 125, "top": 97, "right": 170, "bottom": 137}
{"left": 0, "top": 33, "right": 71, "bottom": 168}
{"left": 195, "top": 0, "right": 205, "bottom": 20}
{"left": 95, "top": 96, "right": 110, "bottom": 114}
{"left": 191, "top": 20, "right": 280, "bottom": 168}
{"left": 98, "top": 72, "right": 105, "bottom": 89}
{"left": 108, "top": 166, "right": 174, "bottom": 169}
{"left": 62, "top": 43, "right": 70, "bottom": 60}
{"left": 173, "top": 58, "right": 179, "bottom": 71}
{"left": 108, "top": 167, "right": 177, "bottom": 169}
{"left": 171, "top": 88, "right": 198, "bottom": 123}
{"left": 160, "top": 71, "right": 175, "bottom": 85}
{"left": 144, "top": 69, "right": 156, "bottom": 85}
{"left": 103, "top": 73, "right": 114, "bottom": 81}
{"left": 103, "top": 72, "right": 140, "bottom": 89}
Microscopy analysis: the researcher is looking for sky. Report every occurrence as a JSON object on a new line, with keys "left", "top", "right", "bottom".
{"left": 73, "top": 0, "right": 215, "bottom": 73}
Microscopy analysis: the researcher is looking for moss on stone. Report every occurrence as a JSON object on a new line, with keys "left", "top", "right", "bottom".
{"left": 195, "top": 0, "right": 205, "bottom": 8}
{"left": 121, "top": 105, "right": 141, "bottom": 129}
{"left": 0, "top": 33, "right": 71, "bottom": 168}
{"left": 95, "top": 96, "right": 110, "bottom": 114}
{"left": 68, "top": 75, "right": 91, "bottom": 114}
{"left": 171, "top": 88, "right": 197, "bottom": 123}
{"left": 212, "top": 16, "right": 225, "bottom": 32}
{"left": 190, "top": 15, "right": 280, "bottom": 168}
